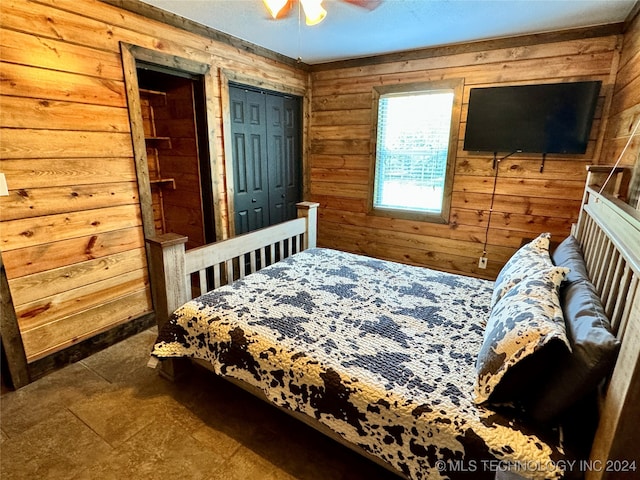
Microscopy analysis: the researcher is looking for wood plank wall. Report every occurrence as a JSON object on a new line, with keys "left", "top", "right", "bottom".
{"left": 601, "top": 8, "right": 640, "bottom": 171}
{"left": 0, "top": 0, "right": 306, "bottom": 362}
{"left": 0, "top": 0, "right": 636, "bottom": 369}
{"left": 308, "top": 31, "right": 624, "bottom": 279}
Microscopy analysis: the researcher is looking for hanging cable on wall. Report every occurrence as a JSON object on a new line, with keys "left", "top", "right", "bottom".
{"left": 480, "top": 150, "right": 522, "bottom": 263}
{"left": 597, "top": 119, "right": 640, "bottom": 195}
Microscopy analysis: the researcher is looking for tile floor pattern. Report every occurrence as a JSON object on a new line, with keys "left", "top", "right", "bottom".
{"left": 1, "top": 328, "right": 399, "bottom": 479}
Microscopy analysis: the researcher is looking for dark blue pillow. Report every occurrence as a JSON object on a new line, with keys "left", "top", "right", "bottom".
{"left": 527, "top": 278, "right": 620, "bottom": 423}
{"left": 552, "top": 235, "right": 589, "bottom": 285}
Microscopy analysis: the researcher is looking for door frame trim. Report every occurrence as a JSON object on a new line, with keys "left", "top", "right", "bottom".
{"left": 120, "top": 42, "right": 224, "bottom": 242}
{"left": 220, "top": 69, "right": 308, "bottom": 237}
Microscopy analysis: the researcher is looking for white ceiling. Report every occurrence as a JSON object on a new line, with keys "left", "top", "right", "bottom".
{"left": 141, "top": 0, "right": 637, "bottom": 64}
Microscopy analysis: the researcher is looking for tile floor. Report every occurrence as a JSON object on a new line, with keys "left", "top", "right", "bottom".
{"left": 1, "top": 328, "right": 399, "bottom": 479}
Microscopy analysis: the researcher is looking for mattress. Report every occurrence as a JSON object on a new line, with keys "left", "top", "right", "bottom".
{"left": 153, "top": 248, "right": 566, "bottom": 479}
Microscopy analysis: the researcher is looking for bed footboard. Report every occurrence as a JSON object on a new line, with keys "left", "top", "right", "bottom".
{"left": 146, "top": 201, "right": 319, "bottom": 333}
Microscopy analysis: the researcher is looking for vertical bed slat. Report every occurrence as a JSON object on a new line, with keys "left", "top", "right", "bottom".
{"left": 590, "top": 228, "right": 606, "bottom": 283}
{"left": 239, "top": 254, "right": 246, "bottom": 279}
{"left": 601, "top": 250, "right": 621, "bottom": 316}
{"left": 214, "top": 263, "right": 222, "bottom": 289}
{"left": 604, "top": 255, "right": 625, "bottom": 319}
{"left": 260, "top": 247, "right": 266, "bottom": 270}
{"left": 225, "top": 259, "right": 234, "bottom": 285}
{"left": 594, "top": 239, "right": 614, "bottom": 293}
{"left": 198, "top": 269, "right": 208, "bottom": 293}
{"left": 610, "top": 266, "right": 632, "bottom": 335}
{"left": 294, "top": 234, "right": 301, "bottom": 254}
{"left": 582, "top": 217, "right": 597, "bottom": 267}
{"left": 250, "top": 250, "right": 257, "bottom": 274}
{"left": 616, "top": 276, "right": 638, "bottom": 341}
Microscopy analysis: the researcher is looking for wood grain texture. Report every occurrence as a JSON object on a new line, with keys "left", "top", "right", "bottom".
{"left": 1, "top": 227, "right": 145, "bottom": 279}
{"left": 20, "top": 288, "right": 152, "bottom": 362}
{"left": 1, "top": 0, "right": 637, "bottom": 369}
{"left": 601, "top": 11, "right": 640, "bottom": 171}
{"left": 0, "top": 0, "right": 308, "bottom": 365}
{"left": 309, "top": 31, "right": 623, "bottom": 277}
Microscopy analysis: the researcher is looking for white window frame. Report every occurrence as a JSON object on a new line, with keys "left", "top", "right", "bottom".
{"left": 369, "top": 79, "right": 463, "bottom": 223}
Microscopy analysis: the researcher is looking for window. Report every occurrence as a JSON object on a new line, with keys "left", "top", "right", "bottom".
{"left": 370, "top": 80, "right": 463, "bottom": 223}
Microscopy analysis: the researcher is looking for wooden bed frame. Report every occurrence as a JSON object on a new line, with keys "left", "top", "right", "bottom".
{"left": 147, "top": 181, "right": 639, "bottom": 479}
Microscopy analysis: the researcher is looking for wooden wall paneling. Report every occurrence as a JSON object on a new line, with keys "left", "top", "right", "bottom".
{"left": 601, "top": 8, "right": 640, "bottom": 209}
{"left": 101, "top": 0, "right": 301, "bottom": 69}
{"left": 1, "top": 228, "right": 145, "bottom": 279}
{"left": 0, "top": 62, "right": 126, "bottom": 107}
{"left": 0, "top": 27, "right": 124, "bottom": 80}
{"left": 21, "top": 288, "right": 152, "bottom": 362}
{"left": 0, "top": 0, "right": 309, "bottom": 371}
{"left": 309, "top": 154, "right": 370, "bottom": 170}
{"left": 309, "top": 30, "right": 622, "bottom": 277}
{"left": 311, "top": 54, "right": 615, "bottom": 96}
{"left": 318, "top": 221, "right": 502, "bottom": 279}
{"left": 15, "top": 268, "right": 148, "bottom": 332}
{"left": 1, "top": 204, "right": 142, "bottom": 251}
{"left": 8, "top": 247, "right": 147, "bottom": 305}
{"left": 590, "top": 38, "right": 623, "bottom": 167}
{"left": 0, "top": 129, "right": 132, "bottom": 159}
{"left": 0, "top": 97, "right": 131, "bottom": 132}
{"left": 0, "top": 157, "right": 137, "bottom": 188}
{"left": 310, "top": 27, "right": 621, "bottom": 75}
{"left": 0, "top": 182, "right": 139, "bottom": 221}
{"left": 312, "top": 92, "right": 372, "bottom": 111}
{"left": 202, "top": 69, "right": 226, "bottom": 241}
{"left": 319, "top": 208, "right": 491, "bottom": 247}
{"left": 335, "top": 42, "right": 618, "bottom": 82}
{"left": 455, "top": 156, "right": 593, "bottom": 180}
{"left": 2, "top": 0, "right": 131, "bottom": 52}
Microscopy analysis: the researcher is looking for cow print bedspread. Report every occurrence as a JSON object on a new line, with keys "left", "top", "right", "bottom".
{"left": 152, "top": 248, "right": 566, "bottom": 479}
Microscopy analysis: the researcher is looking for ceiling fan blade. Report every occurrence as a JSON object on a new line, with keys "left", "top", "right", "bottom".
{"left": 341, "top": 0, "right": 383, "bottom": 10}
{"left": 263, "top": 0, "right": 293, "bottom": 19}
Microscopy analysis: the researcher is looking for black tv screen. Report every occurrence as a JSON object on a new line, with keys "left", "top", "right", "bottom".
{"left": 463, "top": 81, "right": 601, "bottom": 154}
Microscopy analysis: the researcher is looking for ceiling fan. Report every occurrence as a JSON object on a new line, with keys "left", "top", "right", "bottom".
{"left": 263, "top": 0, "right": 383, "bottom": 26}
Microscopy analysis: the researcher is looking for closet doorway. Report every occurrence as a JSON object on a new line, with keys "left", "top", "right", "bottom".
{"left": 228, "top": 83, "right": 302, "bottom": 235}
{"left": 136, "top": 64, "right": 216, "bottom": 249}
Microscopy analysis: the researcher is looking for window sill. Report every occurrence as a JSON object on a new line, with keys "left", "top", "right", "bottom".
{"left": 369, "top": 207, "right": 449, "bottom": 224}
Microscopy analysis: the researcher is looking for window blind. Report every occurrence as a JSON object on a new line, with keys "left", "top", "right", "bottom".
{"left": 374, "top": 91, "right": 454, "bottom": 213}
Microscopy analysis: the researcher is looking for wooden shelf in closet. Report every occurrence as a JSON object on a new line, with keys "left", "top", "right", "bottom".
{"left": 145, "top": 136, "right": 172, "bottom": 149}
{"left": 139, "top": 88, "right": 167, "bottom": 106}
{"left": 149, "top": 178, "right": 176, "bottom": 190}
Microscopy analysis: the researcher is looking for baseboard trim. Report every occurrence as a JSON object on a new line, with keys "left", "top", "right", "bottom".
{"left": 25, "top": 313, "right": 156, "bottom": 385}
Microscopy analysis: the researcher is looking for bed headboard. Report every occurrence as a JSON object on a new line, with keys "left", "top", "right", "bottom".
{"left": 573, "top": 184, "right": 639, "bottom": 479}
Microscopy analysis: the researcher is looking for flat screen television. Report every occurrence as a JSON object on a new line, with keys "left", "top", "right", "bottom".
{"left": 463, "top": 81, "right": 601, "bottom": 154}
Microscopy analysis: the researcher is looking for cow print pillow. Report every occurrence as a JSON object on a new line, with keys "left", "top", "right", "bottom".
{"left": 491, "top": 232, "right": 553, "bottom": 308}
{"left": 475, "top": 266, "right": 570, "bottom": 404}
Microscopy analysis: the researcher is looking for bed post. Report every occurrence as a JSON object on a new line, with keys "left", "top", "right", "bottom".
{"left": 296, "top": 202, "right": 319, "bottom": 249}
{"left": 146, "top": 233, "right": 190, "bottom": 380}
{"left": 146, "top": 233, "right": 189, "bottom": 329}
